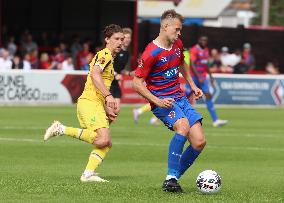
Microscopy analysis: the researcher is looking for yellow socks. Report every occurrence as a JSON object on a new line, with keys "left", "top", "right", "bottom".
{"left": 64, "top": 127, "right": 97, "bottom": 144}
{"left": 85, "top": 147, "right": 110, "bottom": 171}
{"left": 63, "top": 126, "right": 110, "bottom": 175}
{"left": 138, "top": 103, "right": 151, "bottom": 114}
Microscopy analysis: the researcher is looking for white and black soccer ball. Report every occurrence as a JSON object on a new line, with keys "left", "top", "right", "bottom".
{"left": 196, "top": 170, "right": 221, "bottom": 194}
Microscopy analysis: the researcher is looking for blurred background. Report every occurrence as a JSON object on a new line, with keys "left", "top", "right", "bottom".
{"left": 0, "top": 0, "right": 283, "bottom": 106}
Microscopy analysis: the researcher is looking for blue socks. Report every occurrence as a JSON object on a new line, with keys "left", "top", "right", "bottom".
{"left": 206, "top": 99, "right": 218, "bottom": 122}
{"left": 168, "top": 133, "right": 187, "bottom": 178}
{"left": 177, "top": 145, "right": 200, "bottom": 179}
{"left": 168, "top": 134, "right": 202, "bottom": 180}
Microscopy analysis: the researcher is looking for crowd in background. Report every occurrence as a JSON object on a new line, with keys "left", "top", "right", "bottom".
{"left": 0, "top": 31, "right": 101, "bottom": 71}
{"left": 0, "top": 30, "right": 281, "bottom": 75}
{"left": 205, "top": 43, "right": 280, "bottom": 75}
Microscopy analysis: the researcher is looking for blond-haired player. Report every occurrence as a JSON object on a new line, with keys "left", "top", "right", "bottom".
{"left": 133, "top": 10, "right": 205, "bottom": 192}
{"left": 44, "top": 24, "right": 124, "bottom": 182}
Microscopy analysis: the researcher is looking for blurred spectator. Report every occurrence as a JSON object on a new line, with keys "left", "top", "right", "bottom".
{"left": 208, "top": 48, "right": 222, "bottom": 73}
{"left": 12, "top": 55, "right": 22, "bottom": 69}
{"left": 7, "top": 36, "right": 17, "bottom": 58}
{"left": 80, "top": 53, "right": 94, "bottom": 71}
{"left": 0, "top": 49, "right": 12, "bottom": 70}
{"left": 70, "top": 35, "right": 82, "bottom": 67}
{"left": 230, "top": 49, "right": 241, "bottom": 67}
{"left": 21, "top": 34, "right": 38, "bottom": 54}
{"left": 51, "top": 46, "right": 65, "bottom": 63}
{"left": 242, "top": 43, "right": 255, "bottom": 71}
{"left": 233, "top": 49, "right": 249, "bottom": 74}
{"left": 220, "top": 46, "right": 234, "bottom": 73}
{"left": 29, "top": 49, "right": 39, "bottom": 69}
{"left": 59, "top": 42, "right": 70, "bottom": 58}
{"left": 38, "top": 32, "right": 50, "bottom": 46}
{"left": 12, "top": 55, "right": 32, "bottom": 70}
{"left": 39, "top": 53, "right": 52, "bottom": 70}
{"left": 265, "top": 62, "right": 280, "bottom": 75}
{"left": 22, "top": 53, "right": 32, "bottom": 70}
{"left": 76, "top": 42, "right": 91, "bottom": 70}
{"left": 61, "top": 56, "right": 74, "bottom": 71}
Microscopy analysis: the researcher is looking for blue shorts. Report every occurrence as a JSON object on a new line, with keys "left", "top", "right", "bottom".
{"left": 185, "top": 76, "right": 209, "bottom": 96}
{"left": 152, "top": 96, "right": 202, "bottom": 131}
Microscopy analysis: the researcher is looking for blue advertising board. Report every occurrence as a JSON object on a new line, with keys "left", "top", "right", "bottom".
{"left": 198, "top": 74, "right": 284, "bottom": 106}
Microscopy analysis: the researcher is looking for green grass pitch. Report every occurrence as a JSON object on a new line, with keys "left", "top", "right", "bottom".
{"left": 0, "top": 105, "right": 284, "bottom": 202}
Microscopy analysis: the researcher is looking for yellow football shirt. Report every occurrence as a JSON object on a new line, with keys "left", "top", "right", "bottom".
{"left": 79, "top": 48, "right": 114, "bottom": 101}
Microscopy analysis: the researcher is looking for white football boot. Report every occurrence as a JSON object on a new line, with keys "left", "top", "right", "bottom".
{"left": 44, "top": 121, "right": 64, "bottom": 141}
{"left": 213, "top": 119, "right": 228, "bottom": 127}
{"left": 80, "top": 174, "right": 109, "bottom": 183}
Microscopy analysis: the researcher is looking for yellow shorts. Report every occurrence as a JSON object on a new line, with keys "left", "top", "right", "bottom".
{"left": 77, "top": 98, "right": 109, "bottom": 131}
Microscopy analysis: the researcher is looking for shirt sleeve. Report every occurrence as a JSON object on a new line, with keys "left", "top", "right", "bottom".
{"left": 94, "top": 51, "right": 111, "bottom": 71}
{"left": 135, "top": 50, "right": 155, "bottom": 79}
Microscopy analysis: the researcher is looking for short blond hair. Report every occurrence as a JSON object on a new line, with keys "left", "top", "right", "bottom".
{"left": 161, "top": 9, "right": 184, "bottom": 23}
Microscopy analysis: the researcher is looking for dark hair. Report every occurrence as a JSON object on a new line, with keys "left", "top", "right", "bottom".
{"left": 161, "top": 9, "right": 184, "bottom": 23}
{"left": 103, "top": 24, "right": 123, "bottom": 39}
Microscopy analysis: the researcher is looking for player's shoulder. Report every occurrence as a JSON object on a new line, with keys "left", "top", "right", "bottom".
{"left": 97, "top": 48, "right": 112, "bottom": 61}
{"left": 141, "top": 41, "right": 158, "bottom": 58}
{"left": 144, "top": 41, "right": 157, "bottom": 52}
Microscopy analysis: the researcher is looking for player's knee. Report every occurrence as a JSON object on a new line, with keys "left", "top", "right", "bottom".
{"left": 192, "top": 138, "right": 206, "bottom": 151}
{"left": 93, "top": 138, "right": 111, "bottom": 148}
{"left": 174, "top": 120, "right": 190, "bottom": 135}
{"left": 176, "top": 127, "right": 190, "bottom": 136}
{"left": 93, "top": 131, "right": 112, "bottom": 148}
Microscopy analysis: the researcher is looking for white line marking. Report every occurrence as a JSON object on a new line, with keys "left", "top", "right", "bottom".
{"left": 1, "top": 137, "right": 284, "bottom": 152}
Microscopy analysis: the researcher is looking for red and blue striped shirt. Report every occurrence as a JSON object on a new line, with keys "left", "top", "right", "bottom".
{"left": 135, "top": 39, "right": 185, "bottom": 100}
{"left": 190, "top": 44, "right": 209, "bottom": 79}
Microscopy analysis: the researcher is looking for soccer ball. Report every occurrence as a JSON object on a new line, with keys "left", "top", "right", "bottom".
{"left": 196, "top": 170, "right": 221, "bottom": 194}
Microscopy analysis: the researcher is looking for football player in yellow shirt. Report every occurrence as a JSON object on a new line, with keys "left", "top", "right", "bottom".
{"left": 44, "top": 24, "right": 124, "bottom": 182}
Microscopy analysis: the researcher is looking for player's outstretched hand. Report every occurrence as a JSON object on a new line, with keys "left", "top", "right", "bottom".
{"left": 192, "top": 86, "right": 203, "bottom": 100}
{"left": 105, "top": 95, "right": 117, "bottom": 109}
{"left": 156, "top": 98, "right": 175, "bottom": 108}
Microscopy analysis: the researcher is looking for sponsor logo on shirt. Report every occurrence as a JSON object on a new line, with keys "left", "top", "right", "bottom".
{"left": 98, "top": 57, "right": 106, "bottom": 64}
{"left": 165, "top": 67, "right": 178, "bottom": 78}
{"left": 168, "top": 111, "right": 176, "bottom": 118}
{"left": 161, "top": 57, "right": 167, "bottom": 63}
